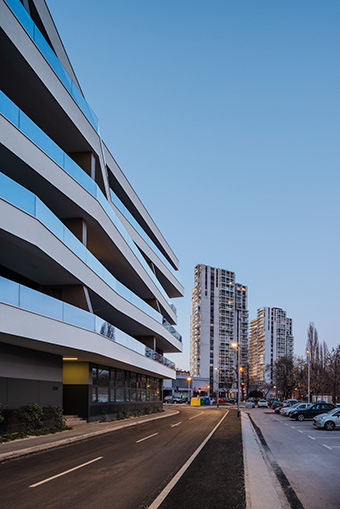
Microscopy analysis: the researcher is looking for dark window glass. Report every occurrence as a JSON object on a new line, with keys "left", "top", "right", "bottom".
{"left": 92, "top": 366, "right": 98, "bottom": 384}
{"left": 140, "top": 375, "right": 147, "bottom": 390}
{"left": 110, "top": 388, "right": 115, "bottom": 402}
{"left": 91, "top": 387, "right": 97, "bottom": 402}
{"left": 129, "top": 389, "right": 137, "bottom": 401}
{"left": 116, "top": 388, "right": 125, "bottom": 402}
{"left": 110, "top": 368, "right": 115, "bottom": 387}
{"left": 116, "top": 369, "right": 125, "bottom": 387}
{"left": 130, "top": 372, "right": 137, "bottom": 389}
{"left": 98, "top": 387, "right": 109, "bottom": 403}
{"left": 98, "top": 368, "right": 110, "bottom": 386}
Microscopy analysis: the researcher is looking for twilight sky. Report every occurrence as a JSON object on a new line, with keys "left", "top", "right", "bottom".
{"left": 49, "top": 0, "right": 340, "bottom": 369}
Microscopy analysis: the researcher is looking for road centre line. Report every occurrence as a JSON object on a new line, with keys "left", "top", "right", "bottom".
{"left": 149, "top": 410, "right": 229, "bottom": 509}
{"left": 136, "top": 432, "right": 159, "bottom": 443}
{"left": 298, "top": 430, "right": 304, "bottom": 433}
{"left": 189, "top": 411, "right": 204, "bottom": 420}
{"left": 171, "top": 422, "right": 182, "bottom": 428}
{"left": 29, "top": 457, "right": 103, "bottom": 488}
{"left": 323, "top": 444, "right": 332, "bottom": 450}
{"left": 309, "top": 436, "right": 316, "bottom": 440}
{"left": 291, "top": 426, "right": 295, "bottom": 429}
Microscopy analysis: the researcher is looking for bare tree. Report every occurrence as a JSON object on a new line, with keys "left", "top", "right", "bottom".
{"left": 326, "top": 346, "right": 340, "bottom": 404}
{"left": 273, "top": 357, "right": 294, "bottom": 400}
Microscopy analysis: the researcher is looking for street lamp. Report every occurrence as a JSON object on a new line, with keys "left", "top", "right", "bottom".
{"left": 214, "top": 368, "right": 220, "bottom": 408}
{"left": 187, "top": 376, "right": 192, "bottom": 404}
{"left": 232, "top": 342, "right": 241, "bottom": 417}
{"left": 306, "top": 350, "right": 310, "bottom": 404}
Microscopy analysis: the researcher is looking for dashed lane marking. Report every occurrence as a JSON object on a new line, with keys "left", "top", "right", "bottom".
{"left": 189, "top": 412, "right": 204, "bottom": 420}
{"left": 309, "top": 436, "right": 316, "bottom": 440}
{"left": 136, "top": 433, "right": 159, "bottom": 443}
{"left": 323, "top": 444, "right": 332, "bottom": 450}
{"left": 298, "top": 430, "right": 304, "bottom": 433}
{"left": 171, "top": 422, "right": 182, "bottom": 428}
{"left": 29, "top": 457, "right": 103, "bottom": 488}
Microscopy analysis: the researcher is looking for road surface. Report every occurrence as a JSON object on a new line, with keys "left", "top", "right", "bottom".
{"left": 1, "top": 406, "right": 245, "bottom": 509}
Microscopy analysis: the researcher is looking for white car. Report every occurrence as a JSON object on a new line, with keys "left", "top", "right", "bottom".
{"left": 313, "top": 407, "right": 340, "bottom": 430}
{"left": 280, "top": 402, "right": 311, "bottom": 416}
{"left": 258, "top": 399, "right": 268, "bottom": 408}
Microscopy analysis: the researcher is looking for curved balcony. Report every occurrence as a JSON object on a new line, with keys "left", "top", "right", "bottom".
{"left": 0, "top": 276, "right": 175, "bottom": 371}
{"left": 0, "top": 172, "right": 162, "bottom": 324}
{"left": 0, "top": 90, "right": 176, "bottom": 320}
{"left": 4, "top": 0, "right": 98, "bottom": 130}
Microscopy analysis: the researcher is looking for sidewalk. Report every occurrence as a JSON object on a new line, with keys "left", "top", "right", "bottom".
{"left": 242, "top": 411, "right": 290, "bottom": 509}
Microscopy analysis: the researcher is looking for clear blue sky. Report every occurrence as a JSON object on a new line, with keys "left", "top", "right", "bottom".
{"left": 49, "top": 0, "right": 340, "bottom": 369}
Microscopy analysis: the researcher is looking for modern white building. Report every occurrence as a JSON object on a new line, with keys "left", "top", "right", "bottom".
{"left": 190, "top": 264, "right": 248, "bottom": 394}
{"left": 0, "top": 0, "right": 183, "bottom": 420}
{"left": 250, "top": 307, "right": 294, "bottom": 385}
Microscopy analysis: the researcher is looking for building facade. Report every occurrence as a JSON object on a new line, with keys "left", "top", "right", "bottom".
{"left": 0, "top": 0, "right": 183, "bottom": 420}
{"left": 250, "top": 307, "right": 294, "bottom": 385}
{"left": 190, "top": 264, "right": 248, "bottom": 394}
{"left": 163, "top": 370, "right": 210, "bottom": 401}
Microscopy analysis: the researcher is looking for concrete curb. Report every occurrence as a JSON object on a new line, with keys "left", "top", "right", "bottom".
{"left": 0, "top": 410, "right": 179, "bottom": 462}
{"left": 241, "top": 411, "right": 290, "bottom": 509}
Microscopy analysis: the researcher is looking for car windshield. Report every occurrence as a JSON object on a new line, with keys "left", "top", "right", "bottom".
{"left": 326, "top": 408, "right": 340, "bottom": 416}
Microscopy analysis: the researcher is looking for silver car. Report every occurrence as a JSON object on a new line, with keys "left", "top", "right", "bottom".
{"left": 313, "top": 407, "right": 340, "bottom": 430}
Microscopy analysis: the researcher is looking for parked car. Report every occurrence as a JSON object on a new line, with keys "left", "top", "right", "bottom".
{"left": 258, "top": 399, "right": 269, "bottom": 408}
{"left": 290, "top": 402, "right": 336, "bottom": 421}
{"left": 313, "top": 407, "right": 340, "bottom": 430}
{"left": 279, "top": 401, "right": 300, "bottom": 415}
{"left": 285, "top": 403, "right": 312, "bottom": 417}
{"left": 245, "top": 399, "right": 255, "bottom": 408}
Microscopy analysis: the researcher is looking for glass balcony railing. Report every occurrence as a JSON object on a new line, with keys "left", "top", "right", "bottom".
{"left": 162, "top": 318, "right": 182, "bottom": 343}
{"left": 4, "top": 0, "right": 98, "bottom": 130}
{"left": 0, "top": 171, "right": 163, "bottom": 324}
{"left": 0, "top": 276, "right": 175, "bottom": 371}
{"left": 0, "top": 90, "right": 175, "bottom": 316}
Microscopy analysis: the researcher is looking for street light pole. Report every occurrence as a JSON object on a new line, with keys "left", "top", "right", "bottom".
{"left": 306, "top": 350, "right": 310, "bottom": 404}
{"left": 231, "top": 342, "right": 240, "bottom": 417}
{"left": 215, "top": 368, "right": 219, "bottom": 408}
{"left": 237, "top": 345, "right": 240, "bottom": 417}
{"left": 187, "top": 376, "right": 192, "bottom": 404}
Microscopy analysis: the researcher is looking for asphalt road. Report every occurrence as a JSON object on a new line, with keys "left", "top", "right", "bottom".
{"left": 0, "top": 407, "right": 245, "bottom": 509}
{"left": 247, "top": 407, "right": 340, "bottom": 509}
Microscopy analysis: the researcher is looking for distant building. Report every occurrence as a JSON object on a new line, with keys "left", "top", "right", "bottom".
{"left": 190, "top": 264, "right": 248, "bottom": 394}
{"left": 250, "top": 307, "right": 294, "bottom": 385}
{"left": 163, "top": 370, "right": 209, "bottom": 400}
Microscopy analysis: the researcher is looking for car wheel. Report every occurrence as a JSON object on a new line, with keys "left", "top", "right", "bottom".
{"left": 324, "top": 421, "right": 335, "bottom": 431}
{"left": 297, "top": 414, "right": 305, "bottom": 421}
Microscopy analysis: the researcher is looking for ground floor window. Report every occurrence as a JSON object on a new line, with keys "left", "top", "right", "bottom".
{"left": 91, "top": 364, "right": 161, "bottom": 403}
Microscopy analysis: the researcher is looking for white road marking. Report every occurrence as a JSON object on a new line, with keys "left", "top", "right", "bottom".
{"left": 149, "top": 410, "right": 229, "bottom": 509}
{"left": 29, "top": 457, "right": 103, "bottom": 488}
{"left": 136, "top": 432, "right": 159, "bottom": 443}
{"left": 298, "top": 430, "right": 304, "bottom": 433}
{"left": 189, "top": 411, "right": 204, "bottom": 420}
{"left": 290, "top": 426, "right": 295, "bottom": 429}
{"left": 309, "top": 436, "right": 316, "bottom": 440}
{"left": 171, "top": 422, "right": 182, "bottom": 428}
{"left": 323, "top": 444, "right": 332, "bottom": 450}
